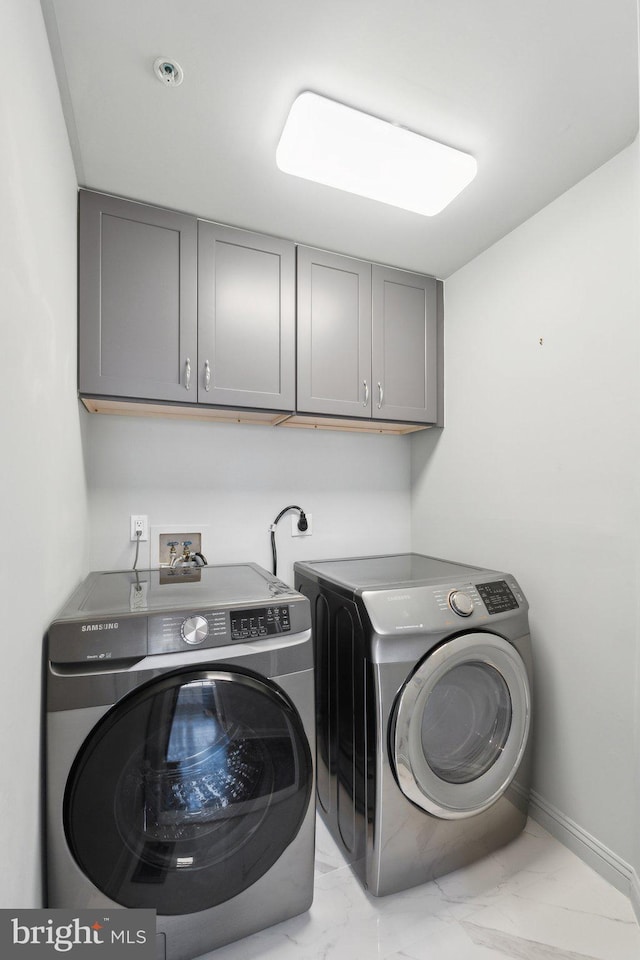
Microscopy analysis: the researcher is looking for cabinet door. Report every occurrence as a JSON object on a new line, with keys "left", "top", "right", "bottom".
{"left": 79, "top": 191, "right": 197, "bottom": 402}
{"left": 372, "top": 266, "right": 441, "bottom": 424}
{"left": 198, "top": 222, "right": 295, "bottom": 411}
{"left": 297, "top": 247, "right": 372, "bottom": 417}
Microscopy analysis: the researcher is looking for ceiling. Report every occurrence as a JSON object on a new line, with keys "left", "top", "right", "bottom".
{"left": 42, "top": 0, "right": 638, "bottom": 279}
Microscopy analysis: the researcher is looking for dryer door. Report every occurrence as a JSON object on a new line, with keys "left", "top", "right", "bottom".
{"left": 64, "top": 666, "right": 313, "bottom": 914}
{"left": 392, "top": 633, "right": 530, "bottom": 820}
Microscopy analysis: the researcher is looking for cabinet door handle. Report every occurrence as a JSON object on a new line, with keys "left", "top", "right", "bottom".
{"left": 363, "top": 380, "right": 369, "bottom": 406}
{"left": 184, "top": 358, "right": 191, "bottom": 390}
{"left": 377, "top": 382, "right": 384, "bottom": 409}
{"left": 204, "top": 360, "right": 211, "bottom": 391}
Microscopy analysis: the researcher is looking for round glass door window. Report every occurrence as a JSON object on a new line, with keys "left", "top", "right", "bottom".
{"left": 64, "top": 667, "right": 313, "bottom": 914}
{"left": 420, "top": 661, "right": 513, "bottom": 784}
{"left": 393, "top": 634, "right": 530, "bottom": 819}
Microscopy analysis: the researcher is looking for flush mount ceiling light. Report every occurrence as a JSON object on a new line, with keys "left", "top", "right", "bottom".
{"left": 276, "top": 92, "right": 477, "bottom": 216}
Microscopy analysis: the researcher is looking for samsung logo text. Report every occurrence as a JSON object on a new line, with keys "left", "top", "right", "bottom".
{"left": 81, "top": 623, "right": 119, "bottom": 632}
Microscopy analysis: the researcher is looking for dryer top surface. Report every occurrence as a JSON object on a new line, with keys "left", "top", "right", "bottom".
{"left": 295, "top": 553, "right": 497, "bottom": 593}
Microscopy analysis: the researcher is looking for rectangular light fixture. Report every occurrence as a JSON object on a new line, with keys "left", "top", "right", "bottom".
{"left": 276, "top": 92, "right": 477, "bottom": 217}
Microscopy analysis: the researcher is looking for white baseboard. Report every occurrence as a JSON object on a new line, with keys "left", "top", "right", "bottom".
{"left": 631, "top": 868, "right": 640, "bottom": 926}
{"left": 529, "top": 789, "right": 638, "bottom": 920}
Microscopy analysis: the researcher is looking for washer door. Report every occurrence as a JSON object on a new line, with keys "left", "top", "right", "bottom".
{"left": 64, "top": 667, "right": 313, "bottom": 914}
{"left": 392, "top": 633, "right": 530, "bottom": 820}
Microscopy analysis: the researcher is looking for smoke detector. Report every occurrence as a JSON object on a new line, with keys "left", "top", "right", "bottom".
{"left": 153, "top": 58, "right": 184, "bottom": 86}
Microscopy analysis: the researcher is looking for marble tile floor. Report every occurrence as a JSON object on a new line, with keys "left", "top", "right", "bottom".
{"left": 206, "top": 816, "right": 640, "bottom": 960}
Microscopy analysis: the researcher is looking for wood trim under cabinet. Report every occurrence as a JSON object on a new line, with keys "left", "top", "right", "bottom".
{"left": 278, "top": 414, "right": 429, "bottom": 435}
{"left": 80, "top": 397, "right": 290, "bottom": 427}
{"left": 80, "top": 397, "right": 430, "bottom": 435}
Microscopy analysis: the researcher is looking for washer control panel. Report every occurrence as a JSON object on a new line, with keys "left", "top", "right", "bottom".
{"left": 147, "top": 604, "right": 295, "bottom": 654}
{"left": 230, "top": 605, "right": 291, "bottom": 640}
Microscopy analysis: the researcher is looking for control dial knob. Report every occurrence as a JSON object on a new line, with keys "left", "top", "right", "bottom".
{"left": 448, "top": 590, "right": 474, "bottom": 618}
{"left": 181, "top": 615, "right": 209, "bottom": 645}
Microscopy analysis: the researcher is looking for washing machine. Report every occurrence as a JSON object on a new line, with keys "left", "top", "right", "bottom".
{"left": 46, "top": 563, "right": 315, "bottom": 960}
{"left": 294, "top": 552, "right": 532, "bottom": 897}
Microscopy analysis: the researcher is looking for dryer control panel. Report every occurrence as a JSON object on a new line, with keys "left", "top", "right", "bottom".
{"left": 446, "top": 580, "right": 520, "bottom": 618}
{"left": 361, "top": 575, "right": 527, "bottom": 637}
{"left": 476, "top": 580, "right": 519, "bottom": 615}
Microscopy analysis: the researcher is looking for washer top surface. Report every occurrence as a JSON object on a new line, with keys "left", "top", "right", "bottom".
{"left": 54, "top": 562, "right": 297, "bottom": 621}
{"left": 296, "top": 553, "right": 491, "bottom": 593}
{"left": 48, "top": 563, "right": 310, "bottom": 666}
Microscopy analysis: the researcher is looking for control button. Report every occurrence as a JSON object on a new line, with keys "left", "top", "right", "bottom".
{"left": 448, "top": 590, "right": 474, "bottom": 618}
{"left": 181, "top": 615, "right": 209, "bottom": 645}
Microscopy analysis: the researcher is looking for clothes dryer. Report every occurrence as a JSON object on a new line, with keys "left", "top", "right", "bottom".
{"left": 295, "top": 553, "right": 532, "bottom": 896}
{"left": 46, "top": 563, "right": 315, "bottom": 960}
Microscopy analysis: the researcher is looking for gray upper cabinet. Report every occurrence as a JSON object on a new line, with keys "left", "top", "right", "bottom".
{"left": 297, "top": 247, "right": 372, "bottom": 417}
{"left": 372, "top": 266, "right": 440, "bottom": 424}
{"left": 79, "top": 190, "right": 441, "bottom": 430}
{"left": 198, "top": 222, "right": 295, "bottom": 411}
{"left": 297, "top": 248, "right": 441, "bottom": 425}
{"left": 79, "top": 190, "right": 197, "bottom": 402}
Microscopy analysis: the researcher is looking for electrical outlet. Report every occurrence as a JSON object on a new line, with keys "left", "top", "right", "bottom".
{"left": 291, "top": 513, "right": 313, "bottom": 537}
{"left": 130, "top": 515, "right": 149, "bottom": 541}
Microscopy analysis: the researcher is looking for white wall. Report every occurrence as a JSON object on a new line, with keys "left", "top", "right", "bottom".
{"left": 0, "top": 0, "right": 87, "bottom": 907}
{"left": 411, "top": 142, "right": 640, "bottom": 888}
{"left": 83, "top": 414, "right": 411, "bottom": 587}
